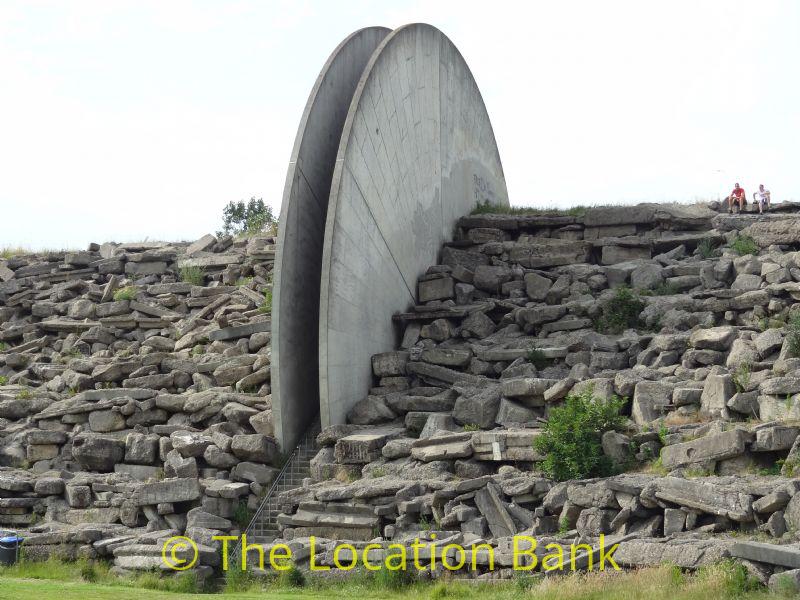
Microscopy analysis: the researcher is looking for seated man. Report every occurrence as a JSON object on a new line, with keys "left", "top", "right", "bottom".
{"left": 727, "top": 183, "right": 746, "bottom": 213}
{"left": 754, "top": 184, "right": 771, "bottom": 214}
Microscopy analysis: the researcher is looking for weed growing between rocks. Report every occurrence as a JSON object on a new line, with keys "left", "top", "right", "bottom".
{"left": 533, "top": 389, "right": 627, "bottom": 481}
{"left": 732, "top": 363, "right": 752, "bottom": 393}
{"left": 526, "top": 345, "right": 551, "bottom": 370}
{"left": 260, "top": 289, "right": 273, "bottom": 314}
{"left": 595, "top": 286, "right": 645, "bottom": 334}
{"left": 787, "top": 313, "right": 800, "bottom": 357}
{"left": 232, "top": 500, "right": 253, "bottom": 529}
{"left": 112, "top": 285, "right": 137, "bottom": 301}
{"left": 470, "top": 200, "right": 588, "bottom": 217}
{"left": 730, "top": 234, "right": 759, "bottom": 256}
{"left": 697, "top": 238, "right": 721, "bottom": 259}
{"left": 180, "top": 265, "right": 205, "bottom": 285}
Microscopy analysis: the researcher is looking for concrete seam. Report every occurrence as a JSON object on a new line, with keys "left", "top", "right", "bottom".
{"left": 345, "top": 161, "right": 416, "bottom": 303}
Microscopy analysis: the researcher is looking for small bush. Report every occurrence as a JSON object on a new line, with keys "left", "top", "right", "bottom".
{"left": 232, "top": 500, "right": 252, "bottom": 529}
{"left": 697, "top": 238, "right": 720, "bottom": 259}
{"left": 462, "top": 423, "right": 480, "bottom": 432}
{"left": 372, "top": 566, "right": 415, "bottom": 590}
{"left": 277, "top": 565, "right": 306, "bottom": 588}
{"left": 78, "top": 560, "right": 98, "bottom": 582}
{"left": 732, "top": 362, "right": 751, "bottom": 393}
{"left": 595, "top": 286, "right": 645, "bottom": 334}
{"left": 16, "top": 388, "right": 32, "bottom": 400}
{"left": 533, "top": 389, "right": 627, "bottom": 481}
{"left": 179, "top": 265, "right": 205, "bottom": 286}
{"left": 788, "top": 313, "right": 800, "bottom": 358}
{"left": 0, "top": 342, "right": 8, "bottom": 352}
{"left": 259, "top": 289, "right": 272, "bottom": 314}
{"left": 113, "top": 286, "right": 137, "bottom": 301}
{"left": 0, "top": 376, "right": 7, "bottom": 386}
{"left": 730, "top": 234, "right": 759, "bottom": 256}
{"left": 526, "top": 346, "right": 551, "bottom": 370}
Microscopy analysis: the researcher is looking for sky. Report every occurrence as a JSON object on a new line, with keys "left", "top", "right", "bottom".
{"left": 1, "top": 0, "right": 798, "bottom": 249}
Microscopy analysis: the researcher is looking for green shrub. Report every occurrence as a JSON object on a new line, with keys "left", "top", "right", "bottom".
{"left": 179, "top": 265, "right": 205, "bottom": 286}
{"left": 113, "top": 286, "right": 136, "bottom": 301}
{"left": 218, "top": 197, "right": 277, "bottom": 237}
{"left": 372, "top": 566, "right": 415, "bottom": 590}
{"left": 0, "top": 376, "right": 7, "bottom": 386}
{"left": 16, "top": 388, "right": 32, "bottom": 400}
{"left": 730, "top": 234, "right": 759, "bottom": 256}
{"left": 0, "top": 342, "right": 8, "bottom": 352}
{"left": 232, "top": 500, "right": 252, "bottom": 529}
{"left": 595, "top": 286, "right": 645, "bottom": 334}
{"left": 732, "top": 362, "right": 751, "bottom": 393}
{"left": 470, "top": 200, "right": 587, "bottom": 217}
{"left": 697, "top": 238, "right": 719, "bottom": 259}
{"left": 277, "top": 565, "right": 306, "bottom": 588}
{"left": 259, "top": 289, "right": 272, "bottom": 314}
{"left": 534, "top": 389, "right": 627, "bottom": 481}
{"left": 788, "top": 313, "right": 800, "bottom": 358}
{"left": 526, "top": 346, "right": 551, "bottom": 370}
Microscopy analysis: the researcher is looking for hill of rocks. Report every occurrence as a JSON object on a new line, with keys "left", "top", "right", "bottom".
{"left": 7, "top": 200, "right": 800, "bottom": 587}
{"left": 0, "top": 233, "right": 277, "bottom": 573}
{"left": 274, "top": 200, "right": 800, "bottom": 587}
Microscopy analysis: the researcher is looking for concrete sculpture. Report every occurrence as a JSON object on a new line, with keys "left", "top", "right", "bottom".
{"left": 272, "top": 27, "right": 391, "bottom": 450}
{"left": 273, "top": 24, "right": 508, "bottom": 449}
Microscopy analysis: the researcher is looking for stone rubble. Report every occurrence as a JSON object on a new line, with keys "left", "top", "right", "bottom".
{"left": 273, "top": 201, "right": 800, "bottom": 580}
{"left": 8, "top": 201, "right": 800, "bottom": 580}
{"left": 0, "top": 233, "right": 277, "bottom": 572}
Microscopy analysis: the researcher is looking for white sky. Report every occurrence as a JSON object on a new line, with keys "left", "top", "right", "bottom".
{"left": 1, "top": 0, "right": 798, "bottom": 250}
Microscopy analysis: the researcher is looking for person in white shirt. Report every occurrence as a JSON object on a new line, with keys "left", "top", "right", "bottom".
{"left": 754, "top": 184, "right": 771, "bottom": 214}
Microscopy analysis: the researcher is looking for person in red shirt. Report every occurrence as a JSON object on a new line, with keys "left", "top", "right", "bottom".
{"left": 727, "top": 183, "right": 746, "bottom": 213}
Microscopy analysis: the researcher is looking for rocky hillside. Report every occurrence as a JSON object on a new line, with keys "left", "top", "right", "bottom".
{"left": 273, "top": 201, "right": 800, "bottom": 587}
{"left": 7, "top": 200, "right": 800, "bottom": 587}
{"left": 0, "top": 233, "right": 276, "bottom": 573}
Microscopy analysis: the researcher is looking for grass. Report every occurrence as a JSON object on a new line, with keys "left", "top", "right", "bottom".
{"left": 697, "top": 238, "right": 720, "bottom": 259}
{"left": 595, "top": 286, "right": 645, "bottom": 334}
{"left": 787, "top": 313, "right": 800, "bottom": 358}
{"left": 732, "top": 363, "right": 752, "bottom": 393}
{"left": 232, "top": 501, "right": 253, "bottom": 529}
{"left": 730, "top": 235, "right": 759, "bottom": 256}
{"left": 180, "top": 266, "right": 206, "bottom": 286}
{"left": 262, "top": 291, "right": 272, "bottom": 313}
{"left": 113, "top": 286, "right": 137, "bottom": 301}
{"left": 470, "top": 201, "right": 588, "bottom": 217}
{"left": 0, "top": 561, "right": 774, "bottom": 600}
{"left": 526, "top": 346, "right": 551, "bottom": 370}
{"left": 0, "top": 247, "right": 30, "bottom": 259}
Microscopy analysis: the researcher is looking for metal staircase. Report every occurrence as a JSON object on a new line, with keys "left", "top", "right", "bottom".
{"left": 239, "top": 420, "right": 320, "bottom": 545}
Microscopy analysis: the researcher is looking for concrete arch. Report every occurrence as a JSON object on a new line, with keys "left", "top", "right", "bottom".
{"left": 271, "top": 27, "right": 391, "bottom": 450}
{"left": 318, "top": 23, "right": 509, "bottom": 429}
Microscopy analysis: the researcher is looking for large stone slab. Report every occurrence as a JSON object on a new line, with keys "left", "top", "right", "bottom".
{"left": 135, "top": 478, "right": 202, "bottom": 505}
{"left": 660, "top": 429, "right": 752, "bottom": 469}
{"left": 641, "top": 477, "right": 754, "bottom": 522}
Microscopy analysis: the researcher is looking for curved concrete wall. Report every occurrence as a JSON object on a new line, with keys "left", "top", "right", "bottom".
{"left": 272, "top": 27, "right": 391, "bottom": 450}
{"left": 318, "top": 24, "right": 509, "bottom": 428}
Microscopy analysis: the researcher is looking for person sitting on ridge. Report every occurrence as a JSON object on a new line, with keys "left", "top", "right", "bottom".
{"left": 754, "top": 183, "right": 771, "bottom": 214}
{"left": 727, "top": 183, "right": 746, "bottom": 214}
